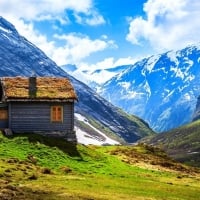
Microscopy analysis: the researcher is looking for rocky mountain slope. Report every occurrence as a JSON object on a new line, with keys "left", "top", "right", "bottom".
{"left": 0, "top": 16, "right": 154, "bottom": 144}
{"left": 99, "top": 45, "right": 200, "bottom": 132}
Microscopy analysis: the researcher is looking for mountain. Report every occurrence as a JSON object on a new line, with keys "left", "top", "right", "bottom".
{"left": 99, "top": 45, "right": 200, "bottom": 132}
{"left": 0, "top": 16, "right": 154, "bottom": 144}
{"left": 61, "top": 64, "right": 129, "bottom": 90}
{"left": 141, "top": 119, "right": 200, "bottom": 167}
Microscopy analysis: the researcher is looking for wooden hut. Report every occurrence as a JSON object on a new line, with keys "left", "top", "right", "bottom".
{"left": 0, "top": 76, "right": 78, "bottom": 141}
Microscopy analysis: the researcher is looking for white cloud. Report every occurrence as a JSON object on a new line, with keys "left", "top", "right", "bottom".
{"left": 80, "top": 57, "right": 116, "bottom": 70}
{"left": 0, "top": 0, "right": 105, "bottom": 26}
{"left": 126, "top": 0, "right": 200, "bottom": 52}
{"left": 74, "top": 10, "right": 105, "bottom": 26}
{"left": 79, "top": 56, "right": 137, "bottom": 71}
{"left": 0, "top": 0, "right": 92, "bottom": 21}
{"left": 114, "top": 57, "right": 137, "bottom": 67}
{"left": 71, "top": 56, "right": 138, "bottom": 84}
{"left": 53, "top": 33, "right": 116, "bottom": 65}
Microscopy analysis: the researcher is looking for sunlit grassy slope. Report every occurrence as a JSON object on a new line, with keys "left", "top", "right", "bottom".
{"left": 0, "top": 132, "right": 200, "bottom": 200}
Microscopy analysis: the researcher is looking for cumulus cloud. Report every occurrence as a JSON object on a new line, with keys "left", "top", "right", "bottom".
{"left": 0, "top": 0, "right": 105, "bottom": 27}
{"left": 80, "top": 57, "right": 116, "bottom": 70}
{"left": 74, "top": 10, "right": 105, "bottom": 26}
{"left": 126, "top": 0, "right": 200, "bottom": 52}
{"left": 0, "top": 0, "right": 93, "bottom": 23}
{"left": 52, "top": 33, "right": 116, "bottom": 65}
{"left": 79, "top": 56, "right": 137, "bottom": 71}
{"left": 73, "top": 56, "right": 138, "bottom": 84}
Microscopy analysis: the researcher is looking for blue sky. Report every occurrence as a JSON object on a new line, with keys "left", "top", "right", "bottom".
{"left": 1, "top": 0, "right": 200, "bottom": 71}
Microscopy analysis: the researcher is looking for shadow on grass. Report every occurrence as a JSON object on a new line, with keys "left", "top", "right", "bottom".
{"left": 8, "top": 133, "right": 83, "bottom": 160}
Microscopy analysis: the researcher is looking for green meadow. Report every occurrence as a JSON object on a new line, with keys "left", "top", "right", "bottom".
{"left": 0, "top": 132, "right": 199, "bottom": 200}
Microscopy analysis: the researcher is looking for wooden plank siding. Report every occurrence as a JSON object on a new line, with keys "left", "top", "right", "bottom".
{"left": 9, "top": 102, "right": 74, "bottom": 133}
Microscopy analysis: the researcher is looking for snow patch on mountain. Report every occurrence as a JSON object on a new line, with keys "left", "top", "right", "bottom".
{"left": 167, "top": 51, "right": 179, "bottom": 65}
{"left": 145, "top": 55, "right": 161, "bottom": 72}
{"left": 0, "top": 26, "right": 11, "bottom": 33}
{"left": 75, "top": 113, "right": 119, "bottom": 145}
{"left": 119, "top": 82, "right": 131, "bottom": 90}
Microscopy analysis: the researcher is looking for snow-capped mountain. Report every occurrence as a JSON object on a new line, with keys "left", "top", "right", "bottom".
{"left": 61, "top": 64, "right": 129, "bottom": 90}
{"left": 0, "top": 16, "right": 154, "bottom": 144}
{"left": 99, "top": 45, "right": 200, "bottom": 132}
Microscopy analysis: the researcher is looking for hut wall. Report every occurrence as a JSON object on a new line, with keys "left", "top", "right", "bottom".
{"left": 9, "top": 102, "right": 74, "bottom": 133}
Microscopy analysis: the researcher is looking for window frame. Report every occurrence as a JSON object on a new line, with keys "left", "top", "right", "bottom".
{"left": 50, "top": 105, "right": 63, "bottom": 123}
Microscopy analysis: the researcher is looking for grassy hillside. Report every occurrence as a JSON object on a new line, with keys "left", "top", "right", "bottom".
{"left": 141, "top": 120, "right": 200, "bottom": 167}
{"left": 0, "top": 132, "right": 200, "bottom": 200}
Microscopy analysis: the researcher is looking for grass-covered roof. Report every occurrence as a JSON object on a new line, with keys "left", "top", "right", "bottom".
{"left": 0, "top": 77, "right": 78, "bottom": 102}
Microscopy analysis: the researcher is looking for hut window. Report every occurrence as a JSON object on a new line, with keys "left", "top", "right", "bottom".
{"left": 0, "top": 109, "right": 8, "bottom": 120}
{"left": 51, "top": 106, "right": 63, "bottom": 122}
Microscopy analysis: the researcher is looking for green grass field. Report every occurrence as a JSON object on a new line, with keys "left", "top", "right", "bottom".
{"left": 0, "top": 132, "right": 200, "bottom": 200}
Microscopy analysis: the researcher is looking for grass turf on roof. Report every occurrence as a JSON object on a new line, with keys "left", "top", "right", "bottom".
{"left": 1, "top": 77, "right": 77, "bottom": 100}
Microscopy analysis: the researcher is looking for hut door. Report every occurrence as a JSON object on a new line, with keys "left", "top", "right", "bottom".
{"left": 0, "top": 107, "right": 8, "bottom": 128}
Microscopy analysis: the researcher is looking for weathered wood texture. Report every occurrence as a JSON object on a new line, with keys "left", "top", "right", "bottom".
{"left": 9, "top": 102, "right": 74, "bottom": 132}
